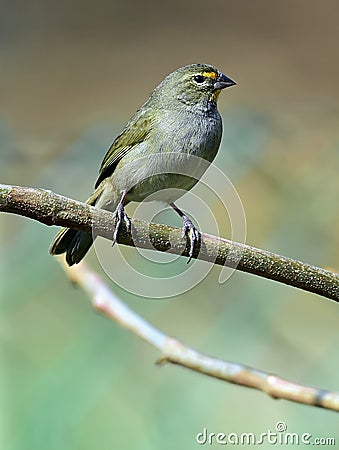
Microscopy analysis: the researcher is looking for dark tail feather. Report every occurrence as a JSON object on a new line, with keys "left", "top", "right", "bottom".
{"left": 49, "top": 228, "right": 93, "bottom": 266}
{"left": 50, "top": 186, "right": 105, "bottom": 265}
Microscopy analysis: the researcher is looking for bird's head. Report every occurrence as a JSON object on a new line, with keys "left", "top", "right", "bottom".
{"left": 151, "top": 64, "right": 236, "bottom": 110}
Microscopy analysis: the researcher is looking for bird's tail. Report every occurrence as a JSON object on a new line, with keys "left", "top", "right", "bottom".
{"left": 49, "top": 228, "right": 93, "bottom": 266}
{"left": 49, "top": 187, "right": 103, "bottom": 266}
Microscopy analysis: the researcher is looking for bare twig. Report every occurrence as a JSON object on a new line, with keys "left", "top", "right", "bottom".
{"left": 58, "top": 258, "right": 339, "bottom": 412}
{"left": 1, "top": 183, "right": 338, "bottom": 301}
{"left": 1, "top": 182, "right": 338, "bottom": 410}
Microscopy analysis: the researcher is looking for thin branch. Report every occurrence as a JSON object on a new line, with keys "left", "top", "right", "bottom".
{"left": 1, "top": 183, "right": 339, "bottom": 301}
{"left": 1, "top": 182, "right": 338, "bottom": 410}
{"left": 58, "top": 258, "right": 339, "bottom": 412}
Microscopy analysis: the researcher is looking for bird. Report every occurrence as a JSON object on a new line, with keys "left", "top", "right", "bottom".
{"left": 50, "top": 63, "right": 236, "bottom": 266}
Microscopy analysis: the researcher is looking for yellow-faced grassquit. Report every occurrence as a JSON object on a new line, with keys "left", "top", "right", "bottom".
{"left": 50, "top": 64, "right": 236, "bottom": 265}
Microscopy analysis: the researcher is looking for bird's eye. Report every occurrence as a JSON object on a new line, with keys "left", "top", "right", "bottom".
{"left": 193, "top": 75, "right": 205, "bottom": 84}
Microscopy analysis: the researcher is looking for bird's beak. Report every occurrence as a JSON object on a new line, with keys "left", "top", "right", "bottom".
{"left": 214, "top": 72, "right": 237, "bottom": 90}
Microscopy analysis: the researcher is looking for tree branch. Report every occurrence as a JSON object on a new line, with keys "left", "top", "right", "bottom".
{"left": 0, "top": 183, "right": 338, "bottom": 301}
{"left": 58, "top": 258, "right": 339, "bottom": 412}
{"left": 1, "top": 183, "right": 338, "bottom": 410}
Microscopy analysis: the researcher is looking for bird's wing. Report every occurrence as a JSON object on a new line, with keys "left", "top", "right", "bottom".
{"left": 95, "top": 108, "right": 154, "bottom": 188}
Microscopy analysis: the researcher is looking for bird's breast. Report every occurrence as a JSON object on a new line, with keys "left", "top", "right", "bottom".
{"left": 110, "top": 108, "right": 223, "bottom": 203}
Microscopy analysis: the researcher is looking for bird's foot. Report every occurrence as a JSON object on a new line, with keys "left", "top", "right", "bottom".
{"left": 182, "top": 215, "right": 201, "bottom": 263}
{"left": 112, "top": 203, "right": 131, "bottom": 246}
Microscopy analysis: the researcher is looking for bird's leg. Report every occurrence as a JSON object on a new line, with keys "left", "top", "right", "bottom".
{"left": 169, "top": 202, "right": 200, "bottom": 263}
{"left": 112, "top": 190, "right": 131, "bottom": 245}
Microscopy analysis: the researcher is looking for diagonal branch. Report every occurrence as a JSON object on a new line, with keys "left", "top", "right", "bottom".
{"left": 58, "top": 258, "right": 339, "bottom": 412}
{"left": 1, "top": 182, "right": 338, "bottom": 410}
{"left": 0, "top": 183, "right": 339, "bottom": 301}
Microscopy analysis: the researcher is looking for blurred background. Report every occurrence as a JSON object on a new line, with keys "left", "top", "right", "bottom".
{"left": 1, "top": 0, "right": 339, "bottom": 448}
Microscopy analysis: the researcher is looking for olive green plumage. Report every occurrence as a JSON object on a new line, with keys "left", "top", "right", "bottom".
{"left": 50, "top": 63, "right": 236, "bottom": 265}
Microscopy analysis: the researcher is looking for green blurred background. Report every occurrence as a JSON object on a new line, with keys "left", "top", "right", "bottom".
{"left": 1, "top": 0, "right": 339, "bottom": 448}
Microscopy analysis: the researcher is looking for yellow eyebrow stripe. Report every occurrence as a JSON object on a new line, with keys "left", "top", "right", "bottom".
{"left": 202, "top": 71, "right": 218, "bottom": 79}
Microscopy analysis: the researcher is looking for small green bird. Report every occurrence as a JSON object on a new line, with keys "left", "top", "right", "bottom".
{"left": 50, "top": 64, "right": 236, "bottom": 265}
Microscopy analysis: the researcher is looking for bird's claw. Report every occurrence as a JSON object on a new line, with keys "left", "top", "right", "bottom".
{"left": 112, "top": 203, "right": 131, "bottom": 246}
{"left": 182, "top": 215, "right": 201, "bottom": 263}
